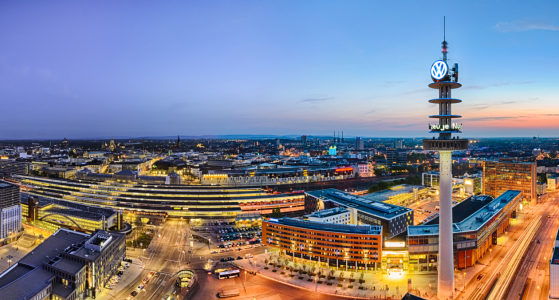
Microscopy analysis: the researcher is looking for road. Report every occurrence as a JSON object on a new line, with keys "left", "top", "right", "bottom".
{"left": 462, "top": 193, "right": 559, "bottom": 300}
{"left": 505, "top": 192, "right": 559, "bottom": 300}
{"left": 114, "top": 219, "right": 350, "bottom": 300}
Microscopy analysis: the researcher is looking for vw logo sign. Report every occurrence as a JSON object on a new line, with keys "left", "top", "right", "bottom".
{"left": 431, "top": 60, "right": 448, "bottom": 81}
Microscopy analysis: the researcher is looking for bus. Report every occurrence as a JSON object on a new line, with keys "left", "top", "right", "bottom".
{"left": 218, "top": 269, "right": 240, "bottom": 279}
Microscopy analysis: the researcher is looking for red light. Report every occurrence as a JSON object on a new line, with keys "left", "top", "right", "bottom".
{"left": 335, "top": 167, "right": 353, "bottom": 172}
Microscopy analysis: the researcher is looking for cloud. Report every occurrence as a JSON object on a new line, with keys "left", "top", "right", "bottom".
{"left": 462, "top": 82, "right": 533, "bottom": 90}
{"left": 465, "top": 116, "right": 524, "bottom": 122}
{"left": 299, "top": 96, "right": 335, "bottom": 103}
{"left": 36, "top": 69, "right": 57, "bottom": 81}
{"left": 495, "top": 20, "right": 559, "bottom": 32}
{"left": 364, "top": 109, "right": 376, "bottom": 115}
{"left": 469, "top": 105, "right": 490, "bottom": 111}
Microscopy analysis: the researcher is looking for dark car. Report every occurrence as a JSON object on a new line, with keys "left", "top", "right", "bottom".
{"left": 221, "top": 258, "right": 227, "bottom": 262}
{"left": 228, "top": 257, "right": 235, "bottom": 261}
{"left": 477, "top": 274, "right": 484, "bottom": 281}
{"left": 237, "top": 256, "right": 243, "bottom": 260}
{"left": 130, "top": 291, "right": 138, "bottom": 297}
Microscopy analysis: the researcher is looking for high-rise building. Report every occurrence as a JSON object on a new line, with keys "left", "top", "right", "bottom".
{"left": 177, "top": 135, "right": 181, "bottom": 148}
{"left": 0, "top": 182, "right": 22, "bottom": 241}
{"left": 355, "top": 137, "right": 364, "bottom": 150}
{"left": 421, "top": 28, "right": 468, "bottom": 299}
{"left": 482, "top": 160, "right": 537, "bottom": 203}
{"left": 301, "top": 135, "right": 307, "bottom": 145}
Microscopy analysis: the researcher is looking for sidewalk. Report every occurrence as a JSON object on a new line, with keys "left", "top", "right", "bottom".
{"left": 235, "top": 253, "right": 438, "bottom": 299}
{"left": 86, "top": 256, "right": 146, "bottom": 300}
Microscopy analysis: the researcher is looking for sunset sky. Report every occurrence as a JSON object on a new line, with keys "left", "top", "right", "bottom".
{"left": 0, "top": 1, "right": 558, "bottom": 139}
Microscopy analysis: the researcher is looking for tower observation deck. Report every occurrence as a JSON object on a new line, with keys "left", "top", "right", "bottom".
{"left": 422, "top": 21, "right": 469, "bottom": 300}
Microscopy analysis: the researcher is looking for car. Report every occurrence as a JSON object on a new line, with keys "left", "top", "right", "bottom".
{"left": 130, "top": 291, "right": 138, "bottom": 297}
{"left": 477, "top": 274, "right": 484, "bottom": 281}
{"left": 245, "top": 254, "right": 253, "bottom": 258}
{"left": 221, "top": 258, "right": 227, "bottom": 262}
{"left": 138, "top": 284, "right": 145, "bottom": 290}
{"left": 228, "top": 257, "right": 235, "bottom": 261}
{"left": 237, "top": 256, "right": 243, "bottom": 260}
{"left": 149, "top": 271, "right": 155, "bottom": 277}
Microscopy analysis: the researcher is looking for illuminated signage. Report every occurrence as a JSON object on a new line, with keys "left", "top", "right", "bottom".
{"left": 464, "top": 179, "right": 473, "bottom": 185}
{"left": 385, "top": 241, "right": 406, "bottom": 248}
{"left": 429, "top": 123, "right": 462, "bottom": 131}
{"left": 269, "top": 218, "right": 279, "bottom": 223}
{"left": 335, "top": 167, "right": 353, "bottom": 172}
{"left": 431, "top": 60, "right": 448, "bottom": 81}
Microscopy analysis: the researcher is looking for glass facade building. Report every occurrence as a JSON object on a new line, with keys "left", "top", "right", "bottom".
{"left": 482, "top": 160, "right": 536, "bottom": 203}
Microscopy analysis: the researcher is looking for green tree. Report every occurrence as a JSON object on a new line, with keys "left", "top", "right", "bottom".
{"left": 270, "top": 207, "right": 283, "bottom": 218}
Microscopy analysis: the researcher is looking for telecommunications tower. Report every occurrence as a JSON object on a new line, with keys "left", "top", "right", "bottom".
{"left": 422, "top": 18, "right": 468, "bottom": 300}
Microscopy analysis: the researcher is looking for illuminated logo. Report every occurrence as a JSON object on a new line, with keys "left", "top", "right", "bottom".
{"left": 431, "top": 60, "right": 448, "bottom": 80}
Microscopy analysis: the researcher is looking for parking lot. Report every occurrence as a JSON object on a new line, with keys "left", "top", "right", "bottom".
{"left": 192, "top": 222, "right": 263, "bottom": 256}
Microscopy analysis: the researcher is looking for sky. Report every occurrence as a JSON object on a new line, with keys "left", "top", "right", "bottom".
{"left": 0, "top": 1, "right": 558, "bottom": 139}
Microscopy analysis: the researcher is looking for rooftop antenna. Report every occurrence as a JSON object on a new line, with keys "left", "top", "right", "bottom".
{"left": 442, "top": 16, "right": 448, "bottom": 62}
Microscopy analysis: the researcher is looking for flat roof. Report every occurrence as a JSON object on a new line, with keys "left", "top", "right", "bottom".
{"left": 362, "top": 184, "right": 424, "bottom": 202}
{"left": 267, "top": 217, "right": 382, "bottom": 235}
{"left": 408, "top": 190, "right": 522, "bottom": 236}
{"left": 306, "top": 207, "right": 348, "bottom": 219}
{"left": 306, "top": 189, "right": 412, "bottom": 220}
{"left": 0, "top": 268, "right": 54, "bottom": 300}
{"left": 426, "top": 195, "right": 494, "bottom": 225}
{"left": 52, "top": 258, "right": 85, "bottom": 274}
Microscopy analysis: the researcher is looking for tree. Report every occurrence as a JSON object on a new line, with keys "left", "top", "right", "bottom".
{"left": 359, "top": 272, "right": 365, "bottom": 287}
{"left": 270, "top": 207, "right": 283, "bottom": 218}
{"left": 350, "top": 272, "right": 355, "bottom": 282}
{"left": 339, "top": 271, "right": 345, "bottom": 282}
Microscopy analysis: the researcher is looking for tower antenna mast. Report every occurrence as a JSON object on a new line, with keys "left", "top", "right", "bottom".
{"left": 442, "top": 16, "right": 448, "bottom": 62}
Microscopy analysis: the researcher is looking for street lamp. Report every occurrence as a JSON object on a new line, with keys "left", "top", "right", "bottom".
{"left": 463, "top": 272, "right": 466, "bottom": 291}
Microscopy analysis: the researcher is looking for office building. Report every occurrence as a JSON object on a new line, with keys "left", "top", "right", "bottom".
{"left": 408, "top": 191, "right": 521, "bottom": 272}
{"left": 0, "top": 228, "right": 126, "bottom": 300}
{"left": 386, "top": 149, "right": 408, "bottom": 166}
{"left": 301, "top": 135, "right": 307, "bottom": 145}
{"left": 305, "top": 189, "right": 413, "bottom": 239}
{"left": 421, "top": 34, "right": 469, "bottom": 299}
{"left": 355, "top": 137, "right": 364, "bottom": 150}
{"left": 263, "top": 218, "right": 382, "bottom": 272}
{"left": 482, "top": 160, "right": 537, "bottom": 203}
{"left": 0, "top": 182, "right": 22, "bottom": 242}
{"left": 0, "top": 160, "right": 29, "bottom": 178}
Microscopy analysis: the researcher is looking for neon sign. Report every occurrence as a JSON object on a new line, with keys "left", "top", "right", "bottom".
{"left": 335, "top": 167, "right": 353, "bottom": 172}
{"left": 431, "top": 60, "right": 448, "bottom": 81}
{"left": 430, "top": 123, "right": 462, "bottom": 131}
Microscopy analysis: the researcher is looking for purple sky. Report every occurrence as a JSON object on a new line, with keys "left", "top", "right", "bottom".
{"left": 1, "top": 1, "right": 558, "bottom": 139}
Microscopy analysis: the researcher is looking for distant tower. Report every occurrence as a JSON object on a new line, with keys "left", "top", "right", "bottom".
{"left": 342, "top": 131, "right": 344, "bottom": 143}
{"left": 109, "top": 137, "right": 116, "bottom": 152}
{"left": 177, "top": 135, "right": 181, "bottom": 149}
{"left": 62, "top": 137, "right": 69, "bottom": 149}
{"left": 422, "top": 18, "right": 468, "bottom": 300}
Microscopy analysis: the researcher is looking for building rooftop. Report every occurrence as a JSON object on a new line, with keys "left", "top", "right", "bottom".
{"left": 426, "top": 195, "right": 494, "bottom": 225}
{"left": 268, "top": 217, "right": 382, "bottom": 235}
{"left": 408, "top": 190, "right": 522, "bottom": 236}
{"left": 362, "top": 184, "right": 424, "bottom": 203}
{"left": 306, "top": 189, "right": 412, "bottom": 220}
{"left": 0, "top": 267, "right": 54, "bottom": 300}
{"left": 306, "top": 207, "right": 348, "bottom": 219}
{"left": 52, "top": 258, "right": 85, "bottom": 274}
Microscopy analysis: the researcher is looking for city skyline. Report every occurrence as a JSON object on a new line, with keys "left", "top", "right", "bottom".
{"left": 1, "top": 1, "right": 558, "bottom": 139}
